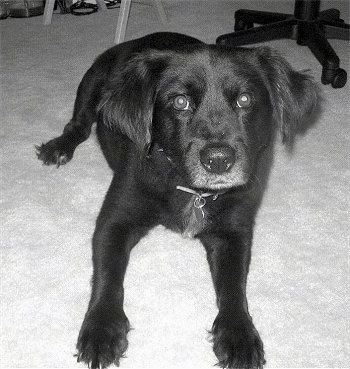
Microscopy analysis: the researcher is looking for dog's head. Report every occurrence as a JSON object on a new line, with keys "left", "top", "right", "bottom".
{"left": 99, "top": 45, "right": 319, "bottom": 191}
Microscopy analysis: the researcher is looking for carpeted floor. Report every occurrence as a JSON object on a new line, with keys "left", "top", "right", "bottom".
{"left": 1, "top": 1, "right": 349, "bottom": 368}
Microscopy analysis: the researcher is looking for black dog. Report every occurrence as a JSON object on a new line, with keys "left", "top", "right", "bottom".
{"left": 37, "top": 32, "right": 319, "bottom": 369}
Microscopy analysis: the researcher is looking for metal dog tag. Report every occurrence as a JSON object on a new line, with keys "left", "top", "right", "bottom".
{"left": 193, "top": 195, "right": 206, "bottom": 219}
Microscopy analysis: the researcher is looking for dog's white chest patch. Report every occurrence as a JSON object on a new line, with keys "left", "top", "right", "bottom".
{"left": 176, "top": 186, "right": 221, "bottom": 239}
{"left": 181, "top": 196, "right": 208, "bottom": 238}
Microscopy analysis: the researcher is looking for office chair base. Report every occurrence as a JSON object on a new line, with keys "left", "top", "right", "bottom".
{"left": 216, "top": 2, "right": 349, "bottom": 88}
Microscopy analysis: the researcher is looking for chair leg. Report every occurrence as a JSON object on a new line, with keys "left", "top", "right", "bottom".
{"left": 323, "top": 21, "right": 350, "bottom": 40}
{"left": 319, "top": 8, "right": 341, "bottom": 22}
{"left": 43, "top": 0, "right": 55, "bottom": 25}
{"left": 114, "top": 0, "right": 132, "bottom": 44}
{"left": 306, "top": 23, "right": 340, "bottom": 69}
{"left": 114, "top": 0, "right": 167, "bottom": 44}
{"left": 305, "top": 23, "right": 347, "bottom": 87}
{"left": 217, "top": 19, "right": 296, "bottom": 46}
{"left": 234, "top": 9, "right": 291, "bottom": 29}
{"left": 155, "top": 0, "right": 167, "bottom": 24}
{"left": 96, "top": 0, "right": 107, "bottom": 11}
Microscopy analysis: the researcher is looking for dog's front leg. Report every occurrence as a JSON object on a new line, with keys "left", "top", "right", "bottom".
{"left": 76, "top": 192, "right": 151, "bottom": 369}
{"left": 200, "top": 231, "right": 265, "bottom": 369}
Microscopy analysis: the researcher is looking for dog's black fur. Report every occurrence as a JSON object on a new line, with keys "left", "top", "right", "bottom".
{"left": 37, "top": 32, "right": 319, "bottom": 369}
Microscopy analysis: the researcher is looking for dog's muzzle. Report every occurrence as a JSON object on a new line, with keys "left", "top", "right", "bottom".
{"left": 200, "top": 144, "right": 236, "bottom": 174}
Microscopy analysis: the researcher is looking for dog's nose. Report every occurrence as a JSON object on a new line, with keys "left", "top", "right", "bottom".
{"left": 200, "top": 145, "right": 236, "bottom": 174}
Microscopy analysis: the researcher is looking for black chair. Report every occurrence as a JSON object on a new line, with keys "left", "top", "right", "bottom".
{"left": 216, "top": 0, "right": 349, "bottom": 88}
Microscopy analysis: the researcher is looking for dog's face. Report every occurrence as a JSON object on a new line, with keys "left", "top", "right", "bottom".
{"left": 153, "top": 50, "right": 274, "bottom": 190}
{"left": 100, "top": 45, "right": 318, "bottom": 191}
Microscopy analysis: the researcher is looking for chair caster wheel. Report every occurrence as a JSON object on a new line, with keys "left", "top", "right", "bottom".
{"left": 332, "top": 68, "right": 347, "bottom": 88}
{"left": 322, "top": 68, "right": 347, "bottom": 88}
{"left": 234, "top": 19, "right": 253, "bottom": 31}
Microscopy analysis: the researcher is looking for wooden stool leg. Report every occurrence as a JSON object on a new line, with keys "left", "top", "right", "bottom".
{"left": 114, "top": 0, "right": 167, "bottom": 44}
{"left": 43, "top": 0, "right": 55, "bottom": 25}
{"left": 96, "top": 0, "right": 107, "bottom": 11}
{"left": 155, "top": 0, "right": 167, "bottom": 24}
{"left": 114, "top": 0, "right": 132, "bottom": 44}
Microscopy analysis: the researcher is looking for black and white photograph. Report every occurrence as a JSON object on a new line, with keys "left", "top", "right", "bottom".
{"left": 1, "top": 1, "right": 349, "bottom": 368}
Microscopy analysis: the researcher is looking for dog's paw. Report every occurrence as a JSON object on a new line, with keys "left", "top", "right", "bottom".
{"left": 211, "top": 315, "right": 265, "bottom": 369}
{"left": 35, "top": 138, "right": 74, "bottom": 167}
{"left": 76, "top": 309, "right": 130, "bottom": 369}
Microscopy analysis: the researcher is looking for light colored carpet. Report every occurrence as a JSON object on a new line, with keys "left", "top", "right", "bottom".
{"left": 1, "top": 1, "right": 349, "bottom": 368}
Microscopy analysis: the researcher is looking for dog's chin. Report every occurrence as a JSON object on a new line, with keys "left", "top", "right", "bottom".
{"left": 183, "top": 156, "right": 251, "bottom": 192}
{"left": 188, "top": 170, "right": 249, "bottom": 192}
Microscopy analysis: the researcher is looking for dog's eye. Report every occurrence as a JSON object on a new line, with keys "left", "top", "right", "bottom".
{"left": 236, "top": 93, "right": 252, "bottom": 108}
{"left": 173, "top": 95, "right": 191, "bottom": 111}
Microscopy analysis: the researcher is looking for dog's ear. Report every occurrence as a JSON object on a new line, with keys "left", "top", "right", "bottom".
{"left": 252, "top": 47, "right": 320, "bottom": 147}
{"left": 98, "top": 50, "right": 172, "bottom": 153}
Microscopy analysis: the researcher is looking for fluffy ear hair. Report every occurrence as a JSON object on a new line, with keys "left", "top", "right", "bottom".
{"left": 98, "top": 50, "right": 172, "bottom": 152}
{"left": 252, "top": 47, "right": 320, "bottom": 148}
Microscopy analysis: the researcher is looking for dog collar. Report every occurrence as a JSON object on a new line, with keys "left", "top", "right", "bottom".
{"left": 176, "top": 185, "right": 222, "bottom": 218}
{"left": 154, "top": 147, "right": 226, "bottom": 218}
